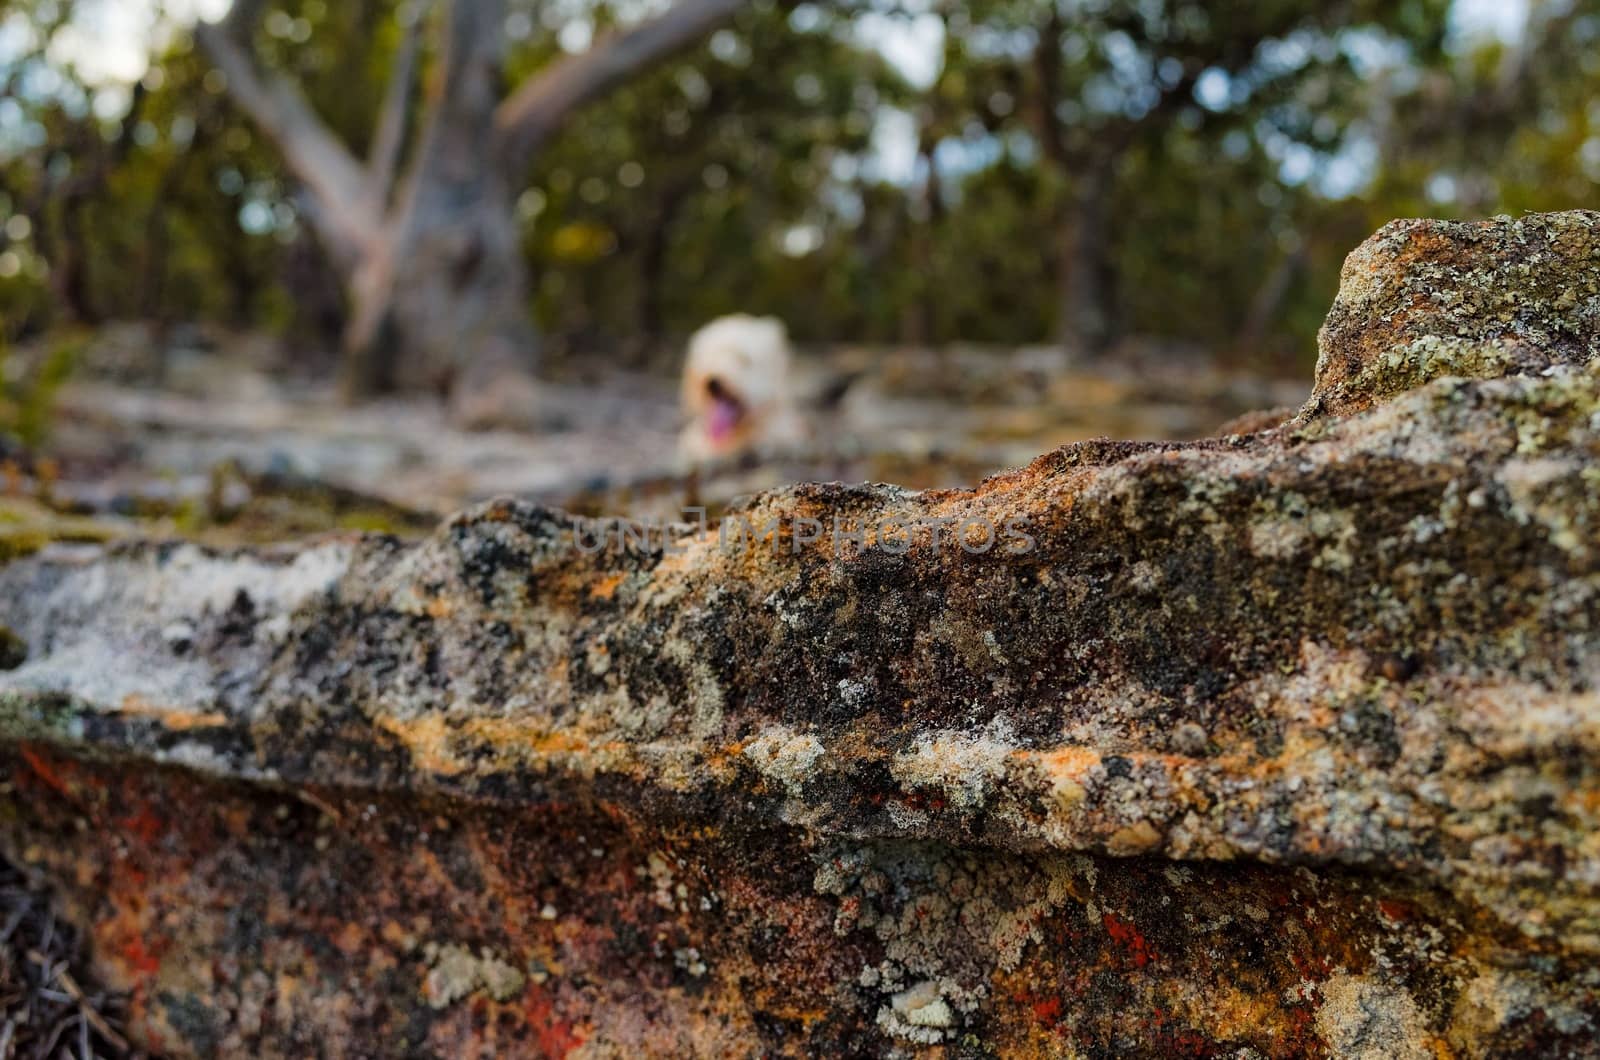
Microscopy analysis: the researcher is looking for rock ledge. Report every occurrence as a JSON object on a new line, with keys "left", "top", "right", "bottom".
{"left": 3, "top": 213, "right": 1600, "bottom": 1056}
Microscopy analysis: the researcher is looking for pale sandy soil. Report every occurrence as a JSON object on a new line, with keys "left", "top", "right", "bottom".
{"left": 19, "top": 332, "right": 1307, "bottom": 527}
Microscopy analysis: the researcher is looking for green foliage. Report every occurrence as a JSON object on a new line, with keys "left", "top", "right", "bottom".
{"left": 0, "top": 0, "right": 335, "bottom": 346}
{"left": 0, "top": 333, "right": 82, "bottom": 449}
{"left": 515, "top": 1, "right": 916, "bottom": 355}
{"left": 1, "top": 0, "right": 1597, "bottom": 371}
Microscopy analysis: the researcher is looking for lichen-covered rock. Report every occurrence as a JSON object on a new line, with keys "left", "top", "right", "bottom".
{"left": 1303, "top": 210, "right": 1600, "bottom": 420}
{"left": 4, "top": 214, "right": 1600, "bottom": 1057}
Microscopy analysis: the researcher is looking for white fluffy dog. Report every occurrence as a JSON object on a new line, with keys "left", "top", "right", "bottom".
{"left": 678, "top": 315, "right": 806, "bottom": 462}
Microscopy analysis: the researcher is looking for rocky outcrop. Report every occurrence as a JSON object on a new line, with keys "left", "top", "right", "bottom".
{"left": 3, "top": 213, "right": 1600, "bottom": 1057}
{"left": 1303, "top": 210, "right": 1600, "bottom": 420}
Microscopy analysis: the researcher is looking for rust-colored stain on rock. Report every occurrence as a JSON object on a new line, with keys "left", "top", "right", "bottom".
{"left": 3, "top": 213, "right": 1600, "bottom": 1056}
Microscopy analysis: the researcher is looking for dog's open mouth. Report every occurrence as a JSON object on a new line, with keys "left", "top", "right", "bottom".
{"left": 705, "top": 376, "right": 745, "bottom": 443}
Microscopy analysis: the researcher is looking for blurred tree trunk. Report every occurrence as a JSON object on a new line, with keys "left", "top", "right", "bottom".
{"left": 1059, "top": 152, "right": 1118, "bottom": 356}
{"left": 45, "top": 84, "right": 149, "bottom": 326}
{"left": 1029, "top": 11, "right": 1118, "bottom": 356}
{"left": 1236, "top": 239, "right": 1307, "bottom": 361}
{"left": 901, "top": 102, "right": 948, "bottom": 348}
{"left": 348, "top": 181, "right": 533, "bottom": 409}
{"left": 198, "top": 0, "right": 746, "bottom": 425}
{"left": 340, "top": 0, "right": 534, "bottom": 410}
{"left": 142, "top": 96, "right": 217, "bottom": 323}
{"left": 54, "top": 195, "right": 97, "bottom": 325}
{"left": 1026, "top": 6, "right": 1206, "bottom": 357}
{"left": 634, "top": 176, "right": 695, "bottom": 354}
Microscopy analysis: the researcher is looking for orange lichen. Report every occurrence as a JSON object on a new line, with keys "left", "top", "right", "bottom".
{"left": 1031, "top": 995, "right": 1064, "bottom": 1024}
{"left": 114, "top": 696, "right": 227, "bottom": 730}
{"left": 118, "top": 934, "right": 162, "bottom": 977}
{"left": 521, "top": 989, "right": 586, "bottom": 1058}
{"left": 1102, "top": 912, "right": 1155, "bottom": 969}
{"left": 589, "top": 572, "right": 626, "bottom": 601}
{"left": 119, "top": 806, "right": 165, "bottom": 845}
{"left": 19, "top": 745, "right": 72, "bottom": 797}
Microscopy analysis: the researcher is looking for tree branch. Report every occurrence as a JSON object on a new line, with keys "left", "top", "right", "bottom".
{"left": 494, "top": 0, "right": 750, "bottom": 176}
{"left": 195, "top": 4, "right": 378, "bottom": 268}
{"left": 387, "top": 0, "right": 506, "bottom": 228}
{"left": 367, "top": 1, "right": 430, "bottom": 210}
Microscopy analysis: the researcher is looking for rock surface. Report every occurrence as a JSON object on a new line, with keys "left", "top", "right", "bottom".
{"left": 1303, "top": 210, "right": 1600, "bottom": 420}
{"left": 3, "top": 212, "right": 1600, "bottom": 1057}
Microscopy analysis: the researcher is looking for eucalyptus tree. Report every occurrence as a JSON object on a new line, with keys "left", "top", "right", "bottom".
{"left": 197, "top": 0, "right": 749, "bottom": 421}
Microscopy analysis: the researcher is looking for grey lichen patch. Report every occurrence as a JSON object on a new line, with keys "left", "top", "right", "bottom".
{"left": 877, "top": 979, "right": 959, "bottom": 1044}
{"left": 818, "top": 841, "right": 1083, "bottom": 1043}
{"left": 152, "top": 740, "right": 237, "bottom": 776}
{"left": 889, "top": 718, "right": 1017, "bottom": 813}
{"left": 422, "top": 943, "right": 527, "bottom": 1009}
{"left": 743, "top": 725, "right": 825, "bottom": 797}
{"left": 1450, "top": 969, "right": 1599, "bottom": 1045}
{"left": 892, "top": 981, "right": 953, "bottom": 1028}
{"left": 672, "top": 946, "right": 709, "bottom": 978}
{"left": 1496, "top": 455, "right": 1594, "bottom": 557}
{"left": 1307, "top": 509, "right": 1359, "bottom": 572}
{"left": 1314, "top": 974, "right": 1431, "bottom": 1060}
{"left": 1247, "top": 491, "right": 1312, "bottom": 560}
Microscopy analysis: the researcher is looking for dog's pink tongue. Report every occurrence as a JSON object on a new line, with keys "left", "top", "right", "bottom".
{"left": 707, "top": 398, "right": 741, "bottom": 443}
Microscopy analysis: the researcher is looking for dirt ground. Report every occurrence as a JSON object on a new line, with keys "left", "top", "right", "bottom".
{"left": 8, "top": 328, "right": 1306, "bottom": 541}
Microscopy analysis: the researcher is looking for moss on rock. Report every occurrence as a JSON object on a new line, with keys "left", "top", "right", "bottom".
{"left": 1303, "top": 211, "right": 1600, "bottom": 420}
